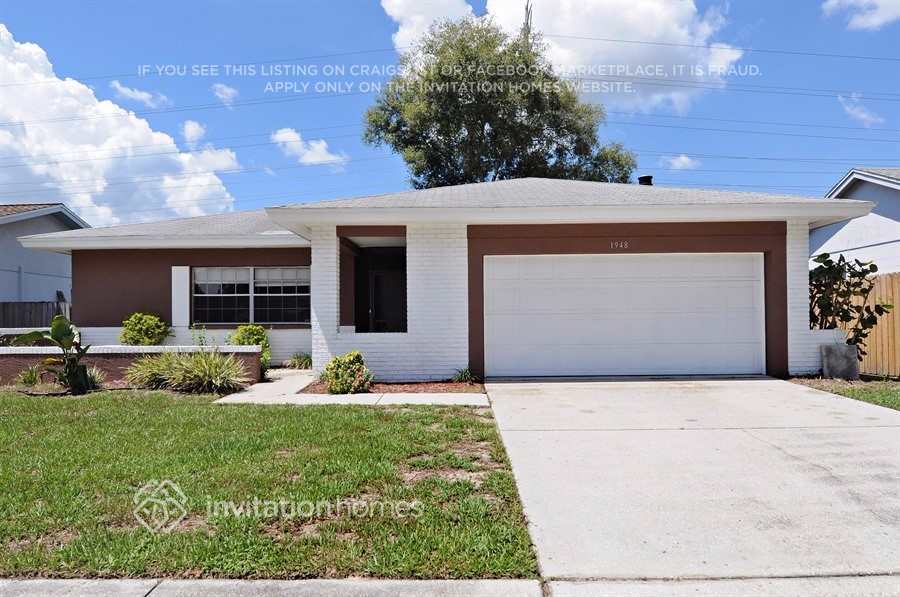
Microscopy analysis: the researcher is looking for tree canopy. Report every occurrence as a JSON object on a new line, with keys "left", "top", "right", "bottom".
{"left": 363, "top": 16, "right": 637, "bottom": 189}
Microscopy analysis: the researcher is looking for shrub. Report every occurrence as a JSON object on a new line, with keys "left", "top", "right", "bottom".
{"left": 321, "top": 350, "right": 373, "bottom": 394}
{"left": 16, "top": 364, "right": 41, "bottom": 386}
{"left": 451, "top": 367, "right": 479, "bottom": 383}
{"left": 285, "top": 352, "right": 312, "bottom": 369}
{"left": 125, "top": 352, "right": 180, "bottom": 390}
{"left": 810, "top": 253, "right": 894, "bottom": 360}
{"left": 126, "top": 351, "right": 249, "bottom": 394}
{"left": 228, "top": 324, "right": 271, "bottom": 372}
{"left": 119, "top": 313, "right": 171, "bottom": 346}
{"left": 86, "top": 366, "right": 106, "bottom": 390}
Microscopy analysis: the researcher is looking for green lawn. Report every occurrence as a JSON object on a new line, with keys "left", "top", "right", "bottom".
{"left": 0, "top": 389, "right": 536, "bottom": 579}
{"left": 792, "top": 378, "right": 900, "bottom": 411}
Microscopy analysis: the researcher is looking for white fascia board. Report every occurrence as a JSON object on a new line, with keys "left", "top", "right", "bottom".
{"left": 17, "top": 234, "right": 310, "bottom": 253}
{"left": 826, "top": 169, "right": 900, "bottom": 198}
{"left": 267, "top": 202, "right": 873, "bottom": 230}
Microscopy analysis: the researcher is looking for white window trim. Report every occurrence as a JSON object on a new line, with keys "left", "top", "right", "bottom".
{"left": 191, "top": 266, "right": 310, "bottom": 325}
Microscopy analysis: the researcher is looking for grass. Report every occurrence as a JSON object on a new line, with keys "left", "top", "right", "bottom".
{"left": 0, "top": 389, "right": 536, "bottom": 579}
{"left": 791, "top": 377, "right": 900, "bottom": 411}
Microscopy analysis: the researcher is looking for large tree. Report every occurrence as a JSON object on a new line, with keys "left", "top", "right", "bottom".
{"left": 363, "top": 16, "right": 636, "bottom": 188}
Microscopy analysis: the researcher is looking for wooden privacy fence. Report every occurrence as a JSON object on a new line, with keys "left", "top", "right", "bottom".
{"left": 856, "top": 272, "right": 900, "bottom": 378}
{"left": 0, "top": 300, "right": 70, "bottom": 327}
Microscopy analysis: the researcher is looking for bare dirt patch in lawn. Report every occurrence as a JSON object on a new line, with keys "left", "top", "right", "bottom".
{"left": 300, "top": 380, "right": 485, "bottom": 394}
{"left": 6, "top": 530, "right": 76, "bottom": 553}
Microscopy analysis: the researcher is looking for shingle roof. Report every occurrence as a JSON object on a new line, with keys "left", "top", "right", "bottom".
{"left": 0, "top": 203, "right": 62, "bottom": 217}
{"left": 35, "top": 209, "right": 290, "bottom": 239}
{"left": 858, "top": 167, "right": 900, "bottom": 182}
{"left": 282, "top": 178, "right": 848, "bottom": 210}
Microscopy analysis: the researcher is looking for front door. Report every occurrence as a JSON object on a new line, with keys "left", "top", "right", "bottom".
{"left": 369, "top": 269, "right": 406, "bottom": 332}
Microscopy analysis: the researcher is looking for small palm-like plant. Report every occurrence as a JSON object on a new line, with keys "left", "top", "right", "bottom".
{"left": 14, "top": 315, "right": 92, "bottom": 395}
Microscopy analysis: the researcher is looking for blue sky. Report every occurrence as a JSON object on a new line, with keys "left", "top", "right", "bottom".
{"left": 0, "top": 0, "right": 898, "bottom": 226}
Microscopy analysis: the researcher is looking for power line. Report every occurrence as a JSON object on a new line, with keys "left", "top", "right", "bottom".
{"left": 0, "top": 154, "right": 393, "bottom": 199}
{"left": 543, "top": 33, "right": 900, "bottom": 63}
{"left": 604, "top": 119, "right": 900, "bottom": 143}
{"left": 0, "top": 123, "right": 361, "bottom": 165}
{"left": 0, "top": 90, "right": 370, "bottom": 128}
{"left": 604, "top": 111, "right": 900, "bottom": 134}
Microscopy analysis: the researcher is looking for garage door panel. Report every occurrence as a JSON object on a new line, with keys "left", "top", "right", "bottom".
{"left": 484, "top": 253, "right": 765, "bottom": 376}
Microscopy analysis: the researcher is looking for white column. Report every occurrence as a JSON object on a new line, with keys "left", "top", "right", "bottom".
{"left": 786, "top": 219, "right": 815, "bottom": 374}
{"left": 310, "top": 225, "right": 339, "bottom": 372}
{"left": 171, "top": 266, "right": 190, "bottom": 328}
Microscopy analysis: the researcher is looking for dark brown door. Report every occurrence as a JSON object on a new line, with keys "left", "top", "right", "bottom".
{"left": 369, "top": 269, "right": 406, "bottom": 332}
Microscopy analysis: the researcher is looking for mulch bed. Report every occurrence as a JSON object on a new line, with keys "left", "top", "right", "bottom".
{"left": 301, "top": 380, "right": 485, "bottom": 394}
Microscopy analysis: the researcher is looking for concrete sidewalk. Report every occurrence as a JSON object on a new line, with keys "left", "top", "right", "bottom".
{"left": 0, "top": 578, "right": 541, "bottom": 597}
{"left": 216, "top": 370, "right": 488, "bottom": 406}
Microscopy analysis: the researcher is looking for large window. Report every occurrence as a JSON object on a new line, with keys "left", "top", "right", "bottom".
{"left": 192, "top": 267, "right": 309, "bottom": 325}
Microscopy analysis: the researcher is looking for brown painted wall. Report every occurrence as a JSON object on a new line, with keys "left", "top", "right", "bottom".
{"left": 71, "top": 248, "right": 310, "bottom": 326}
{"left": 467, "top": 222, "right": 789, "bottom": 379}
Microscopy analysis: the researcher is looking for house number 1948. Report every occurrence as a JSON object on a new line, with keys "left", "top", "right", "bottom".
{"left": 610, "top": 240, "right": 629, "bottom": 250}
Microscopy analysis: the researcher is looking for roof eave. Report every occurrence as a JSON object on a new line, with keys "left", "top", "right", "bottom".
{"left": 826, "top": 169, "right": 900, "bottom": 198}
{"left": 0, "top": 205, "right": 90, "bottom": 229}
{"left": 268, "top": 202, "right": 874, "bottom": 231}
{"left": 18, "top": 233, "right": 309, "bottom": 254}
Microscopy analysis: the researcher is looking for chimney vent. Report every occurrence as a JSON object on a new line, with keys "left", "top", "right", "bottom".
{"left": 638, "top": 175, "right": 653, "bottom": 186}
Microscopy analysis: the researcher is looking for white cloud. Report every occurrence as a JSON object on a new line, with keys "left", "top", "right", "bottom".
{"left": 838, "top": 93, "right": 885, "bottom": 127}
{"left": 0, "top": 24, "right": 238, "bottom": 226}
{"left": 379, "top": 0, "right": 743, "bottom": 112}
{"left": 271, "top": 128, "right": 348, "bottom": 168}
{"left": 486, "top": 0, "right": 743, "bottom": 112}
{"left": 181, "top": 120, "right": 206, "bottom": 149}
{"left": 211, "top": 82, "right": 239, "bottom": 107}
{"left": 109, "top": 79, "right": 169, "bottom": 108}
{"left": 661, "top": 154, "right": 701, "bottom": 170}
{"left": 823, "top": 0, "right": 900, "bottom": 30}
{"left": 381, "top": 0, "right": 473, "bottom": 50}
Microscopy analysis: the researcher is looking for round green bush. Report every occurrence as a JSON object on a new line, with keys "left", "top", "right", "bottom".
{"left": 321, "top": 350, "right": 373, "bottom": 394}
{"left": 228, "top": 324, "right": 271, "bottom": 371}
{"left": 119, "top": 312, "right": 171, "bottom": 346}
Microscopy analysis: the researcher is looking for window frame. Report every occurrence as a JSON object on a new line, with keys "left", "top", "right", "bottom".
{"left": 191, "top": 266, "right": 310, "bottom": 326}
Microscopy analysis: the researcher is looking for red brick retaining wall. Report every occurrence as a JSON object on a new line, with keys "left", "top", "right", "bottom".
{"left": 0, "top": 348, "right": 261, "bottom": 385}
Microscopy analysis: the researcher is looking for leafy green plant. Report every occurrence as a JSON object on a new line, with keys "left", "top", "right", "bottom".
{"left": 285, "top": 352, "right": 312, "bottom": 369}
{"left": 321, "top": 350, "right": 374, "bottom": 394}
{"left": 126, "top": 351, "right": 249, "bottom": 394}
{"left": 16, "top": 364, "right": 41, "bottom": 387}
{"left": 228, "top": 324, "right": 271, "bottom": 372}
{"left": 86, "top": 366, "right": 106, "bottom": 390}
{"left": 451, "top": 367, "right": 479, "bottom": 383}
{"left": 190, "top": 324, "right": 209, "bottom": 346}
{"left": 14, "top": 315, "right": 91, "bottom": 395}
{"left": 119, "top": 312, "right": 171, "bottom": 346}
{"left": 810, "top": 253, "right": 894, "bottom": 360}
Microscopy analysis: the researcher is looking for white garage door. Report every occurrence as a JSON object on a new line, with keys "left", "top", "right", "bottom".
{"left": 484, "top": 253, "right": 766, "bottom": 377}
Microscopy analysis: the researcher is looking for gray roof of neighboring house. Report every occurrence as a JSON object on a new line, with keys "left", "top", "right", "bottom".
{"left": 0, "top": 202, "right": 89, "bottom": 229}
{"left": 857, "top": 167, "right": 900, "bottom": 182}
{"left": 0, "top": 203, "right": 62, "bottom": 217}
{"left": 279, "top": 178, "right": 854, "bottom": 210}
{"left": 30, "top": 209, "right": 288, "bottom": 239}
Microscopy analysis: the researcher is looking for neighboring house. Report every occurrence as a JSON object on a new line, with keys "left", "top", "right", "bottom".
{"left": 19, "top": 178, "right": 870, "bottom": 379}
{"left": 0, "top": 203, "right": 89, "bottom": 302}
{"left": 811, "top": 168, "right": 900, "bottom": 271}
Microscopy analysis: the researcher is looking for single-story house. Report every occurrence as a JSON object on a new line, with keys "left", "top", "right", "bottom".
{"left": 811, "top": 167, "right": 900, "bottom": 272}
{"left": 1, "top": 203, "right": 89, "bottom": 303}
{"left": 19, "top": 178, "right": 872, "bottom": 380}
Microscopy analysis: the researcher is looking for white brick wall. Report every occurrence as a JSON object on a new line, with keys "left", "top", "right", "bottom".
{"left": 310, "top": 224, "right": 469, "bottom": 381}
{"left": 787, "top": 219, "right": 826, "bottom": 374}
{"left": 78, "top": 327, "right": 310, "bottom": 363}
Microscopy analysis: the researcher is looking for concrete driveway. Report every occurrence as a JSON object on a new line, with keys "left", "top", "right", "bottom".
{"left": 488, "top": 379, "right": 900, "bottom": 588}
